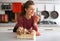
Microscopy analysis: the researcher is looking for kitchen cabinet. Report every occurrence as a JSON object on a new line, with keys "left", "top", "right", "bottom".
{"left": 0, "top": 28, "right": 60, "bottom": 41}
{"left": 1, "top": 26, "right": 60, "bottom": 32}
{"left": 0, "top": 22, "right": 16, "bottom": 32}
{"left": 0, "top": 27, "right": 14, "bottom": 32}
{"left": 38, "top": 25, "right": 60, "bottom": 33}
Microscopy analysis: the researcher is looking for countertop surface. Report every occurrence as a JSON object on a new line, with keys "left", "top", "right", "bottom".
{"left": 0, "top": 23, "right": 60, "bottom": 27}
{"left": 38, "top": 24, "right": 60, "bottom": 27}
{"left": 0, "top": 32, "right": 38, "bottom": 41}
{"left": 0, "top": 32, "right": 60, "bottom": 41}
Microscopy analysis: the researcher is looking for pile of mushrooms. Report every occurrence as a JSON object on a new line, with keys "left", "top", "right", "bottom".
{"left": 17, "top": 27, "right": 36, "bottom": 35}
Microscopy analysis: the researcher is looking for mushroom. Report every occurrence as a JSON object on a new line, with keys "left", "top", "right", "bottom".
{"left": 17, "top": 27, "right": 24, "bottom": 35}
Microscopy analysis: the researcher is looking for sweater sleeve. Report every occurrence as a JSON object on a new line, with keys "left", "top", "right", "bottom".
{"left": 32, "top": 24, "right": 38, "bottom": 32}
{"left": 32, "top": 16, "right": 39, "bottom": 32}
{"left": 13, "top": 16, "right": 23, "bottom": 32}
{"left": 16, "top": 16, "right": 23, "bottom": 28}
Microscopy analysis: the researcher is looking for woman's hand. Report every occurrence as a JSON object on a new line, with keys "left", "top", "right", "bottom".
{"left": 33, "top": 15, "right": 40, "bottom": 24}
{"left": 16, "top": 27, "right": 24, "bottom": 35}
{"left": 33, "top": 15, "right": 40, "bottom": 26}
{"left": 36, "top": 32, "right": 40, "bottom": 36}
{"left": 17, "top": 27, "right": 23, "bottom": 31}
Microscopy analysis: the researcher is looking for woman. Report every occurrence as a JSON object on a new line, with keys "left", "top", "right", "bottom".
{"left": 13, "top": 0, "right": 40, "bottom": 36}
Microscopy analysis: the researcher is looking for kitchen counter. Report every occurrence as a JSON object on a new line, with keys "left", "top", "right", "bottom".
{"left": 0, "top": 32, "right": 37, "bottom": 41}
{"left": 0, "top": 23, "right": 16, "bottom": 27}
{"left": 0, "top": 22, "right": 60, "bottom": 27}
{"left": 38, "top": 24, "right": 60, "bottom": 27}
{"left": 0, "top": 32, "right": 60, "bottom": 41}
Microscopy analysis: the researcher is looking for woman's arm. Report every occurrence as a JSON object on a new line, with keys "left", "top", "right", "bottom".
{"left": 13, "top": 16, "right": 23, "bottom": 32}
{"left": 32, "top": 15, "right": 40, "bottom": 36}
{"left": 32, "top": 15, "right": 40, "bottom": 31}
{"left": 32, "top": 23, "right": 38, "bottom": 32}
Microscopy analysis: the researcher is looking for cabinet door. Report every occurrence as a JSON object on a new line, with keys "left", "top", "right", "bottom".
{"left": 38, "top": 27, "right": 53, "bottom": 32}
{"left": 39, "top": 27, "right": 60, "bottom": 33}
{"left": 0, "top": 27, "right": 14, "bottom": 32}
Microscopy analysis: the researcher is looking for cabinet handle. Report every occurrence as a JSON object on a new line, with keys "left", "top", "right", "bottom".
{"left": 45, "top": 29, "right": 53, "bottom": 31}
{"left": 8, "top": 29, "right": 13, "bottom": 30}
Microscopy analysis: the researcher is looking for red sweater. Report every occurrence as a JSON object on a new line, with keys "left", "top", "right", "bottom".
{"left": 16, "top": 16, "right": 38, "bottom": 32}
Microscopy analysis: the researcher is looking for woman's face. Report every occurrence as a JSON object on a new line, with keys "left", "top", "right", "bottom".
{"left": 25, "top": 5, "right": 35, "bottom": 16}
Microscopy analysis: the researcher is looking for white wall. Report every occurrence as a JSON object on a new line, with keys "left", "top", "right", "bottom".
{"left": 0, "top": 0, "right": 27, "bottom": 3}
